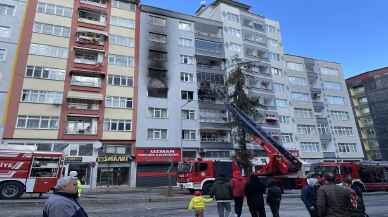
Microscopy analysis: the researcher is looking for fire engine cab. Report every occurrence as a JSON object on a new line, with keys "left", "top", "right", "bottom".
{"left": 0, "top": 145, "right": 64, "bottom": 199}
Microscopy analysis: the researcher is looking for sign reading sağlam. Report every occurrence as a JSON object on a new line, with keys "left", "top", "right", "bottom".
{"left": 136, "top": 148, "right": 181, "bottom": 163}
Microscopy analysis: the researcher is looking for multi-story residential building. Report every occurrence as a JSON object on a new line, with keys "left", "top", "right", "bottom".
{"left": 283, "top": 54, "right": 364, "bottom": 161}
{"left": 346, "top": 67, "right": 388, "bottom": 160}
{"left": 136, "top": 5, "right": 228, "bottom": 186}
{"left": 2, "top": 0, "right": 139, "bottom": 189}
{"left": 0, "top": 1, "right": 28, "bottom": 139}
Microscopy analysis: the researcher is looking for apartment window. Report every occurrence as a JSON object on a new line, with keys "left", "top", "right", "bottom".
{"left": 147, "top": 129, "right": 167, "bottom": 140}
{"left": 301, "top": 142, "right": 321, "bottom": 153}
{"left": 150, "top": 15, "right": 166, "bottom": 26}
{"left": 21, "top": 90, "right": 62, "bottom": 104}
{"left": 182, "top": 110, "right": 195, "bottom": 120}
{"left": 279, "top": 116, "right": 291, "bottom": 124}
{"left": 275, "top": 99, "right": 288, "bottom": 107}
{"left": 358, "top": 97, "right": 368, "bottom": 104}
{"left": 0, "top": 48, "right": 6, "bottom": 61}
{"left": 228, "top": 43, "right": 242, "bottom": 52}
{"left": 25, "top": 65, "right": 65, "bottom": 81}
{"left": 74, "top": 49, "right": 103, "bottom": 64}
{"left": 179, "top": 37, "right": 193, "bottom": 48}
{"left": 17, "top": 116, "right": 58, "bottom": 129}
{"left": 71, "top": 75, "right": 101, "bottom": 87}
{"left": 30, "top": 43, "right": 68, "bottom": 59}
{"left": 294, "top": 108, "right": 313, "bottom": 118}
{"left": 107, "top": 75, "right": 133, "bottom": 87}
{"left": 0, "top": 4, "right": 15, "bottom": 16}
{"left": 109, "top": 34, "right": 134, "bottom": 47}
{"left": 269, "top": 52, "right": 281, "bottom": 61}
{"left": 197, "top": 72, "right": 224, "bottom": 84}
{"left": 178, "top": 22, "right": 192, "bottom": 31}
{"left": 271, "top": 67, "right": 282, "bottom": 76}
{"left": 317, "top": 124, "right": 330, "bottom": 135}
{"left": 268, "top": 39, "right": 278, "bottom": 47}
{"left": 181, "top": 91, "right": 194, "bottom": 100}
{"left": 33, "top": 22, "right": 70, "bottom": 38}
{"left": 112, "top": 0, "right": 135, "bottom": 11}
{"left": 287, "top": 62, "right": 305, "bottom": 71}
{"left": 223, "top": 11, "right": 240, "bottom": 23}
{"left": 105, "top": 145, "right": 129, "bottom": 155}
{"left": 180, "top": 72, "right": 194, "bottom": 83}
{"left": 359, "top": 107, "right": 370, "bottom": 114}
{"left": 200, "top": 110, "right": 226, "bottom": 122}
{"left": 36, "top": 2, "right": 72, "bottom": 18}
{"left": 224, "top": 27, "right": 241, "bottom": 38}
{"left": 196, "top": 40, "right": 223, "bottom": 54}
{"left": 321, "top": 67, "right": 339, "bottom": 76}
{"left": 323, "top": 81, "right": 343, "bottom": 91}
{"left": 280, "top": 133, "right": 293, "bottom": 144}
{"left": 243, "top": 31, "right": 265, "bottom": 44}
{"left": 267, "top": 25, "right": 277, "bottom": 33}
{"left": 291, "top": 92, "right": 310, "bottom": 101}
{"left": 104, "top": 119, "right": 131, "bottom": 131}
{"left": 326, "top": 96, "right": 345, "bottom": 105}
{"left": 0, "top": 26, "right": 10, "bottom": 37}
{"left": 148, "top": 107, "right": 167, "bottom": 119}
{"left": 337, "top": 143, "right": 358, "bottom": 153}
{"left": 273, "top": 83, "right": 286, "bottom": 94}
{"left": 105, "top": 96, "right": 132, "bottom": 109}
{"left": 149, "top": 32, "right": 167, "bottom": 43}
{"left": 333, "top": 127, "right": 354, "bottom": 137}
{"left": 108, "top": 54, "right": 133, "bottom": 67}
{"left": 297, "top": 125, "right": 317, "bottom": 136}
{"left": 330, "top": 111, "right": 349, "bottom": 121}
{"left": 68, "top": 100, "right": 99, "bottom": 110}
{"left": 180, "top": 55, "right": 194, "bottom": 65}
{"left": 182, "top": 130, "right": 196, "bottom": 140}
{"left": 66, "top": 117, "right": 98, "bottom": 135}
{"left": 110, "top": 16, "right": 134, "bottom": 29}
{"left": 288, "top": 76, "right": 307, "bottom": 86}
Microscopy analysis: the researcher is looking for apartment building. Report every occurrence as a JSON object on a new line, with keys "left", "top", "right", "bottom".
{"left": 0, "top": 1, "right": 28, "bottom": 140}
{"left": 283, "top": 54, "right": 363, "bottom": 161}
{"left": 346, "top": 67, "right": 388, "bottom": 160}
{"left": 2, "top": 0, "right": 139, "bottom": 189}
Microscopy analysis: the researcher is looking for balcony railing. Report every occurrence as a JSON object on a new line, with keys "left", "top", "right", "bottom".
{"left": 65, "top": 127, "right": 97, "bottom": 135}
{"left": 80, "top": 0, "right": 107, "bottom": 8}
{"left": 201, "top": 137, "right": 229, "bottom": 143}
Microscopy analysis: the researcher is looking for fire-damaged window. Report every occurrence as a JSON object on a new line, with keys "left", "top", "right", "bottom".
{"left": 181, "top": 91, "right": 194, "bottom": 101}
{"left": 147, "top": 68, "right": 168, "bottom": 98}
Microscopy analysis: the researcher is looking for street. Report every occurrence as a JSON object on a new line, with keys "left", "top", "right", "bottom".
{"left": 1, "top": 192, "right": 388, "bottom": 217}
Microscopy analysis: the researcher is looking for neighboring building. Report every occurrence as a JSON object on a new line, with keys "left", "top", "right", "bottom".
{"left": 283, "top": 55, "right": 364, "bottom": 161}
{"left": 2, "top": 0, "right": 139, "bottom": 189}
{"left": 0, "top": 0, "right": 28, "bottom": 140}
{"left": 346, "top": 67, "right": 388, "bottom": 160}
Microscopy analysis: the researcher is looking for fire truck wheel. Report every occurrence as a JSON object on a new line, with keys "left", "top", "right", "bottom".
{"left": 202, "top": 182, "right": 213, "bottom": 195}
{"left": 0, "top": 181, "right": 24, "bottom": 199}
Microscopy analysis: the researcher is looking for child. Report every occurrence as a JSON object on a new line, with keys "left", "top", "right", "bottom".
{"left": 188, "top": 191, "right": 213, "bottom": 217}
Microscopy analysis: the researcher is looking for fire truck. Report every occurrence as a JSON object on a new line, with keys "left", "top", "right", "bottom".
{"left": 0, "top": 145, "right": 64, "bottom": 199}
{"left": 177, "top": 104, "right": 306, "bottom": 193}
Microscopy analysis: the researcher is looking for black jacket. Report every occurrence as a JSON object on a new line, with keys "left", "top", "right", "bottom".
{"left": 301, "top": 185, "right": 318, "bottom": 210}
{"left": 210, "top": 176, "right": 233, "bottom": 201}
{"left": 245, "top": 175, "right": 266, "bottom": 199}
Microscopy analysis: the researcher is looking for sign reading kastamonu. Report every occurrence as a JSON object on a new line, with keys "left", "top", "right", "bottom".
{"left": 97, "top": 155, "right": 129, "bottom": 163}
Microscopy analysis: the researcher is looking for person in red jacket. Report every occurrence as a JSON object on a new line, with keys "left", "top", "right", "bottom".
{"left": 231, "top": 176, "right": 248, "bottom": 217}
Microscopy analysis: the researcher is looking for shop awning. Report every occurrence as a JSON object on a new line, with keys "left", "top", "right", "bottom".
{"left": 67, "top": 91, "right": 104, "bottom": 101}
{"left": 77, "top": 27, "right": 108, "bottom": 36}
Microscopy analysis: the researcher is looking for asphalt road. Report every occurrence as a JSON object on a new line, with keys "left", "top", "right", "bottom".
{"left": 1, "top": 192, "right": 387, "bottom": 217}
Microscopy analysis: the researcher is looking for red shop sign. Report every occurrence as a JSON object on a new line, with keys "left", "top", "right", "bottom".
{"left": 136, "top": 148, "right": 181, "bottom": 163}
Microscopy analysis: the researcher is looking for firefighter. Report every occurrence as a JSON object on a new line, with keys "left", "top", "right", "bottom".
{"left": 69, "top": 171, "right": 82, "bottom": 197}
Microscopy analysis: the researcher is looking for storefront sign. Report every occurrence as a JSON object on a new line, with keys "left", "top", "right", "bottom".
{"left": 136, "top": 148, "right": 181, "bottom": 163}
{"left": 97, "top": 155, "right": 129, "bottom": 163}
{"left": 64, "top": 156, "right": 83, "bottom": 163}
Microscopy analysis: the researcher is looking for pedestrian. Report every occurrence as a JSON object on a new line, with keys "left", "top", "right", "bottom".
{"left": 210, "top": 174, "right": 233, "bottom": 217}
{"left": 69, "top": 171, "right": 82, "bottom": 197}
{"left": 188, "top": 191, "right": 213, "bottom": 217}
{"left": 342, "top": 176, "right": 366, "bottom": 217}
{"left": 43, "top": 176, "right": 88, "bottom": 217}
{"left": 301, "top": 174, "right": 319, "bottom": 217}
{"left": 231, "top": 176, "right": 248, "bottom": 217}
{"left": 266, "top": 180, "right": 282, "bottom": 217}
{"left": 245, "top": 175, "right": 267, "bottom": 217}
{"left": 317, "top": 172, "right": 352, "bottom": 217}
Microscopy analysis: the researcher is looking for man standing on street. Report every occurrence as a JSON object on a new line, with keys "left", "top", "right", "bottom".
{"left": 43, "top": 176, "right": 89, "bottom": 217}
{"left": 245, "top": 175, "right": 267, "bottom": 217}
{"left": 210, "top": 174, "right": 233, "bottom": 217}
{"left": 231, "top": 175, "right": 248, "bottom": 217}
{"left": 266, "top": 179, "right": 282, "bottom": 217}
{"left": 317, "top": 172, "right": 352, "bottom": 217}
{"left": 301, "top": 174, "right": 319, "bottom": 217}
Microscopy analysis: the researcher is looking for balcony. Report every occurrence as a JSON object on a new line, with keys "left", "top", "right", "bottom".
{"left": 78, "top": 9, "right": 106, "bottom": 27}
{"left": 65, "top": 117, "right": 98, "bottom": 135}
{"left": 68, "top": 99, "right": 100, "bottom": 110}
{"left": 313, "top": 101, "right": 324, "bottom": 113}
{"left": 148, "top": 50, "right": 168, "bottom": 69}
{"left": 195, "top": 22, "right": 223, "bottom": 42}
{"left": 244, "top": 47, "right": 269, "bottom": 62}
{"left": 195, "top": 39, "right": 224, "bottom": 58}
{"left": 73, "top": 48, "right": 104, "bottom": 70}
{"left": 70, "top": 75, "right": 102, "bottom": 88}
{"left": 80, "top": 0, "right": 107, "bottom": 8}
{"left": 76, "top": 28, "right": 107, "bottom": 49}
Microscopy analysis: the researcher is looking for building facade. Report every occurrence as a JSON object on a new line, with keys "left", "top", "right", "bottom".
{"left": 346, "top": 67, "right": 388, "bottom": 160}
{"left": 0, "top": 0, "right": 28, "bottom": 139}
{"left": 2, "top": 0, "right": 139, "bottom": 189}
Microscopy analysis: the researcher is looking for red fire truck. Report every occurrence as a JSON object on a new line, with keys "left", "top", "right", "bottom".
{"left": 311, "top": 161, "right": 388, "bottom": 192}
{"left": 177, "top": 104, "right": 306, "bottom": 193}
{"left": 0, "top": 145, "right": 64, "bottom": 199}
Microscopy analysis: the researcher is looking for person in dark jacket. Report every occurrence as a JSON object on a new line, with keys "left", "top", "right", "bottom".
{"left": 317, "top": 172, "right": 352, "bottom": 217}
{"left": 266, "top": 180, "right": 282, "bottom": 217}
{"left": 245, "top": 175, "right": 267, "bottom": 217}
{"left": 210, "top": 175, "right": 233, "bottom": 217}
{"left": 43, "top": 176, "right": 88, "bottom": 217}
{"left": 231, "top": 176, "right": 248, "bottom": 217}
{"left": 301, "top": 174, "right": 319, "bottom": 217}
{"left": 342, "top": 176, "right": 366, "bottom": 217}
